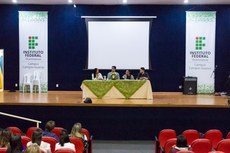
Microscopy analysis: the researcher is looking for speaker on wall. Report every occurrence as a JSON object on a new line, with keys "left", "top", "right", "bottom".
{"left": 183, "top": 77, "right": 197, "bottom": 95}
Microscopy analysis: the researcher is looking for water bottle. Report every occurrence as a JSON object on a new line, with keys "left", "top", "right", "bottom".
{"left": 91, "top": 73, "right": 94, "bottom": 80}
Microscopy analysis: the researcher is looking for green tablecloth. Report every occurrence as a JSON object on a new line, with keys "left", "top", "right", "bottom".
{"left": 82, "top": 80, "right": 147, "bottom": 99}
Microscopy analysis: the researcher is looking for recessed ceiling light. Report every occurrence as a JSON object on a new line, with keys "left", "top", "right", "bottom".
{"left": 73, "top": 4, "right": 76, "bottom": 8}
{"left": 184, "top": 0, "right": 189, "bottom": 3}
{"left": 123, "top": 0, "right": 127, "bottom": 4}
{"left": 68, "top": 0, "right": 73, "bottom": 3}
{"left": 12, "top": 0, "right": 17, "bottom": 3}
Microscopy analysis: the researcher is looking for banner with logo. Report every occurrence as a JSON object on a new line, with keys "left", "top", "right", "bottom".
{"left": 186, "top": 11, "right": 216, "bottom": 94}
{"left": 19, "top": 11, "right": 48, "bottom": 93}
{"left": 0, "top": 49, "right": 3, "bottom": 91}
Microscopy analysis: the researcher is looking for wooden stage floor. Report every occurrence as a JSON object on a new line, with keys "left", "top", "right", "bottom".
{"left": 0, "top": 91, "right": 229, "bottom": 108}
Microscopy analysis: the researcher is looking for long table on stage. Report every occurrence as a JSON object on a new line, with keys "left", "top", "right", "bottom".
{"left": 81, "top": 80, "right": 153, "bottom": 99}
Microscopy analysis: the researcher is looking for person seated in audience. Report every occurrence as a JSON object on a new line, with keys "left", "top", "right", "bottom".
{"left": 122, "top": 70, "right": 134, "bottom": 80}
{"left": 136, "top": 67, "right": 149, "bottom": 80}
{"left": 92, "top": 68, "right": 103, "bottom": 80}
{"left": 27, "top": 129, "right": 51, "bottom": 153}
{"left": 107, "top": 66, "right": 120, "bottom": 80}
{"left": 0, "top": 129, "right": 12, "bottom": 148}
{"left": 6, "top": 134, "right": 23, "bottom": 153}
{"left": 70, "top": 123, "right": 88, "bottom": 151}
{"left": 169, "top": 135, "right": 190, "bottom": 153}
{"left": 42, "top": 120, "right": 59, "bottom": 141}
{"left": 55, "top": 129, "right": 75, "bottom": 152}
{"left": 24, "top": 144, "right": 41, "bottom": 153}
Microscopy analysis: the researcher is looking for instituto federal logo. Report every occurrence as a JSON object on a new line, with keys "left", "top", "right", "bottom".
{"left": 28, "top": 36, "right": 38, "bottom": 49}
{"left": 195, "top": 37, "right": 205, "bottom": 50}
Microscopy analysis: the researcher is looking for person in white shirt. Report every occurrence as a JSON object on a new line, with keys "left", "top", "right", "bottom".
{"left": 27, "top": 129, "right": 51, "bottom": 153}
{"left": 55, "top": 129, "right": 75, "bottom": 152}
{"left": 92, "top": 68, "right": 103, "bottom": 80}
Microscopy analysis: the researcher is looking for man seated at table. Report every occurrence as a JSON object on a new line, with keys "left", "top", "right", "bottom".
{"left": 137, "top": 67, "right": 149, "bottom": 80}
{"left": 107, "top": 66, "right": 120, "bottom": 80}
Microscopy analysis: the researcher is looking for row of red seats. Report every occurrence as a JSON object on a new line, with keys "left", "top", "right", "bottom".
{"left": 155, "top": 129, "right": 230, "bottom": 153}
{"left": 4, "top": 126, "right": 93, "bottom": 153}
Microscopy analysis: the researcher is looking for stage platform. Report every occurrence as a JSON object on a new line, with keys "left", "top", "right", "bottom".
{"left": 0, "top": 91, "right": 230, "bottom": 140}
{"left": 0, "top": 91, "right": 229, "bottom": 108}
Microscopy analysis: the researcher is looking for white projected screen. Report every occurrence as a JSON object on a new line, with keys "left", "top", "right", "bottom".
{"left": 88, "top": 21, "right": 150, "bottom": 69}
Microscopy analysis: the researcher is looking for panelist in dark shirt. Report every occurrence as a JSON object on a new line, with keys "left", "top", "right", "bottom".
{"left": 137, "top": 67, "right": 149, "bottom": 80}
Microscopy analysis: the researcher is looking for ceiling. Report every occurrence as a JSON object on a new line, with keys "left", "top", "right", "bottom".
{"left": 1, "top": 0, "right": 230, "bottom": 5}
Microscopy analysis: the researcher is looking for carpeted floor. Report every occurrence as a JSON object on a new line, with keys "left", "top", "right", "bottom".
{"left": 93, "top": 140, "right": 154, "bottom": 153}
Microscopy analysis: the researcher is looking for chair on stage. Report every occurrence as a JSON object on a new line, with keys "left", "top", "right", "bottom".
{"left": 7, "top": 126, "right": 23, "bottom": 135}
{"left": 42, "top": 136, "right": 57, "bottom": 153}
{"left": 69, "top": 137, "right": 84, "bottom": 153}
{"left": 163, "top": 138, "right": 177, "bottom": 153}
{"left": 23, "top": 73, "right": 33, "bottom": 93}
{"left": 26, "top": 127, "right": 43, "bottom": 139}
{"left": 54, "top": 148, "right": 76, "bottom": 153}
{"left": 21, "top": 136, "right": 31, "bottom": 148}
{"left": 51, "top": 127, "right": 64, "bottom": 139}
{"left": 191, "top": 138, "right": 212, "bottom": 153}
{"left": 32, "top": 71, "right": 41, "bottom": 93}
{"left": 182, "top": 129, "right": 200, "bottom": 145}
{"left": 204, "top": 129, "right": 223, "bottom": 149}
{"left": 216, "top": 139, "right": 230, "bottom": 153}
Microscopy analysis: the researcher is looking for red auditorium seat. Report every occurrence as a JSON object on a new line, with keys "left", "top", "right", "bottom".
{"left": 82, "top": 128, "right": 91, "bottom": 153}
{"left": 164, "top": 138, "right": 177, "bottom": 153}
{"left": 226, "top": 131, "right": 230, "bottom": 139}
{"left": 191, "top": 138, "right": 212, "bottom": 153}
{"left": 159, "top": 129, "right": 177, "bottom": 148}
{"left": 7, "top": 126, "right": 23, "bottom": 135}
{"left": 204, "top": 129, "right": 223, "bottom": 149}
{"left": 51, "top": 127, "right": 64, "bottom": 139}
{"left": 177, "top": 151, "right": 194, "bottom": 153}
{"left": 21, "top": 135, "right": 31, "bottom": 148}
{"left": 26, "top": 127, "right": 42, "bottom": 139}
{"left": 0, "top": 148, "right": 7, "bottom": 153}
{"left": 42, "top": 136, "right": 58, "bottom": 153}
{"left": 216, "top": 139, "right": 230, "bottom": 153}
{"left": 208, "top": 151, "right": 225, "bottom": 153}
{"left": 70, "top": 137, "right": 84, "bottom": 153}
{"left": 182, "top": 129, "right": 200, "bottom": 145}
{"left": 54, "top": 148, "right": 75, "bottom": 153}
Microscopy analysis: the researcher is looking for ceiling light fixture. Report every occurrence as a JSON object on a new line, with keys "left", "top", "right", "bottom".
{"left": 184, "top": 0, "right": 189, "bottom": 3}
{"left": 73, "top": 4, "right": 76, "bottom": 8}
{"left": 68, "top": 0, "right": 73, "bottom": 3}
{"left": 12, "top": 0, "right": 17, "bottom": 3}
{"left": 123, "top": 0, "right": 127, "bottom": 4}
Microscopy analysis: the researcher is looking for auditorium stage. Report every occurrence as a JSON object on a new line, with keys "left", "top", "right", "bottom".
{"left": 0, "top": 91, "right": 229, "bottom": 108}
{"left": 0, "top": 91, "right": 230, "bottom": 140}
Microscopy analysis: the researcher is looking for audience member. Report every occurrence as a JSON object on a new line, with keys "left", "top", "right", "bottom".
{"left": 0, "top": 129, "right": 12, "bottom": 148}
{"left": 92, "top": 68, "right": 103, "bottom": 80}
{"left": 122, "top": 70, "right": 134, "bottom": 80}
{"left": 169, "top": 135, "right": 190, "bottom": 153}
{"left": 6, "top": 134, "right": 23, "bottom": 153}
{"left": 136, "top": 67, "right": 149, "bottom": 80}
{"left": 27, "top": 129, "right": 51, "bottom": 153}
{"left": 107, "top": 66, "right": 120, "bottom": 80}
{"left": 42, "top": 121, "right": 59, "bottom": 141}
{"left": 55, "top": 129, "right": 75, "bottom": 151}
{"left": 24, "top": 144, "right": 40, "bottom": 153}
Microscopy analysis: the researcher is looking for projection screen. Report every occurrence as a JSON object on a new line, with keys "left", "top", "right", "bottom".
{"left": 87, "top": 20, "right": 151, "bottom": 69}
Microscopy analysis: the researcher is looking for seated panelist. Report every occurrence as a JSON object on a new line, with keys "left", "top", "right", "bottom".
{"left": 92, "top": 68, "right": 103, "bottom": 80}
{"left": 137, "top": 67, "right": 149, "bottom": 80}
{"left": 107, "top": 66, "right": 120, "bottom": 80}
{"left": 122, "top": 70, "right": 134, "bottom": 80}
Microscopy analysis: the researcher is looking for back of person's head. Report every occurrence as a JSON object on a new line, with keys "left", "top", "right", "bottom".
{"left": 45, "top": 120, "right": 55, "bottom": 132}
{"left": 32, "top": 129, "right": 42, "bottom": 146}
{"left": 176, "top": 135, "right": 188, "bottom": 148}
{"left": 8, "top": 134, "right": 22, "bottom": 152}
{"left": 59, "top": 129, "right": 70, "bottom": 147}
{"left": 70, "top": 123, "right": 82, "bottom": 137}
{"left": 0, "top": 129, "right": 12, "bottom": 147}
{"left": 24, "top": 144, "right": 40, "bottom": 153}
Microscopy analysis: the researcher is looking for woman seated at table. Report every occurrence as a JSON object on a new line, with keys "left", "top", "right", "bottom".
{"left": 92, "top": 68, "right": 103, "bottom": 80}
{"left": 122, "top": 70, "right": 134, "bottom": 80}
